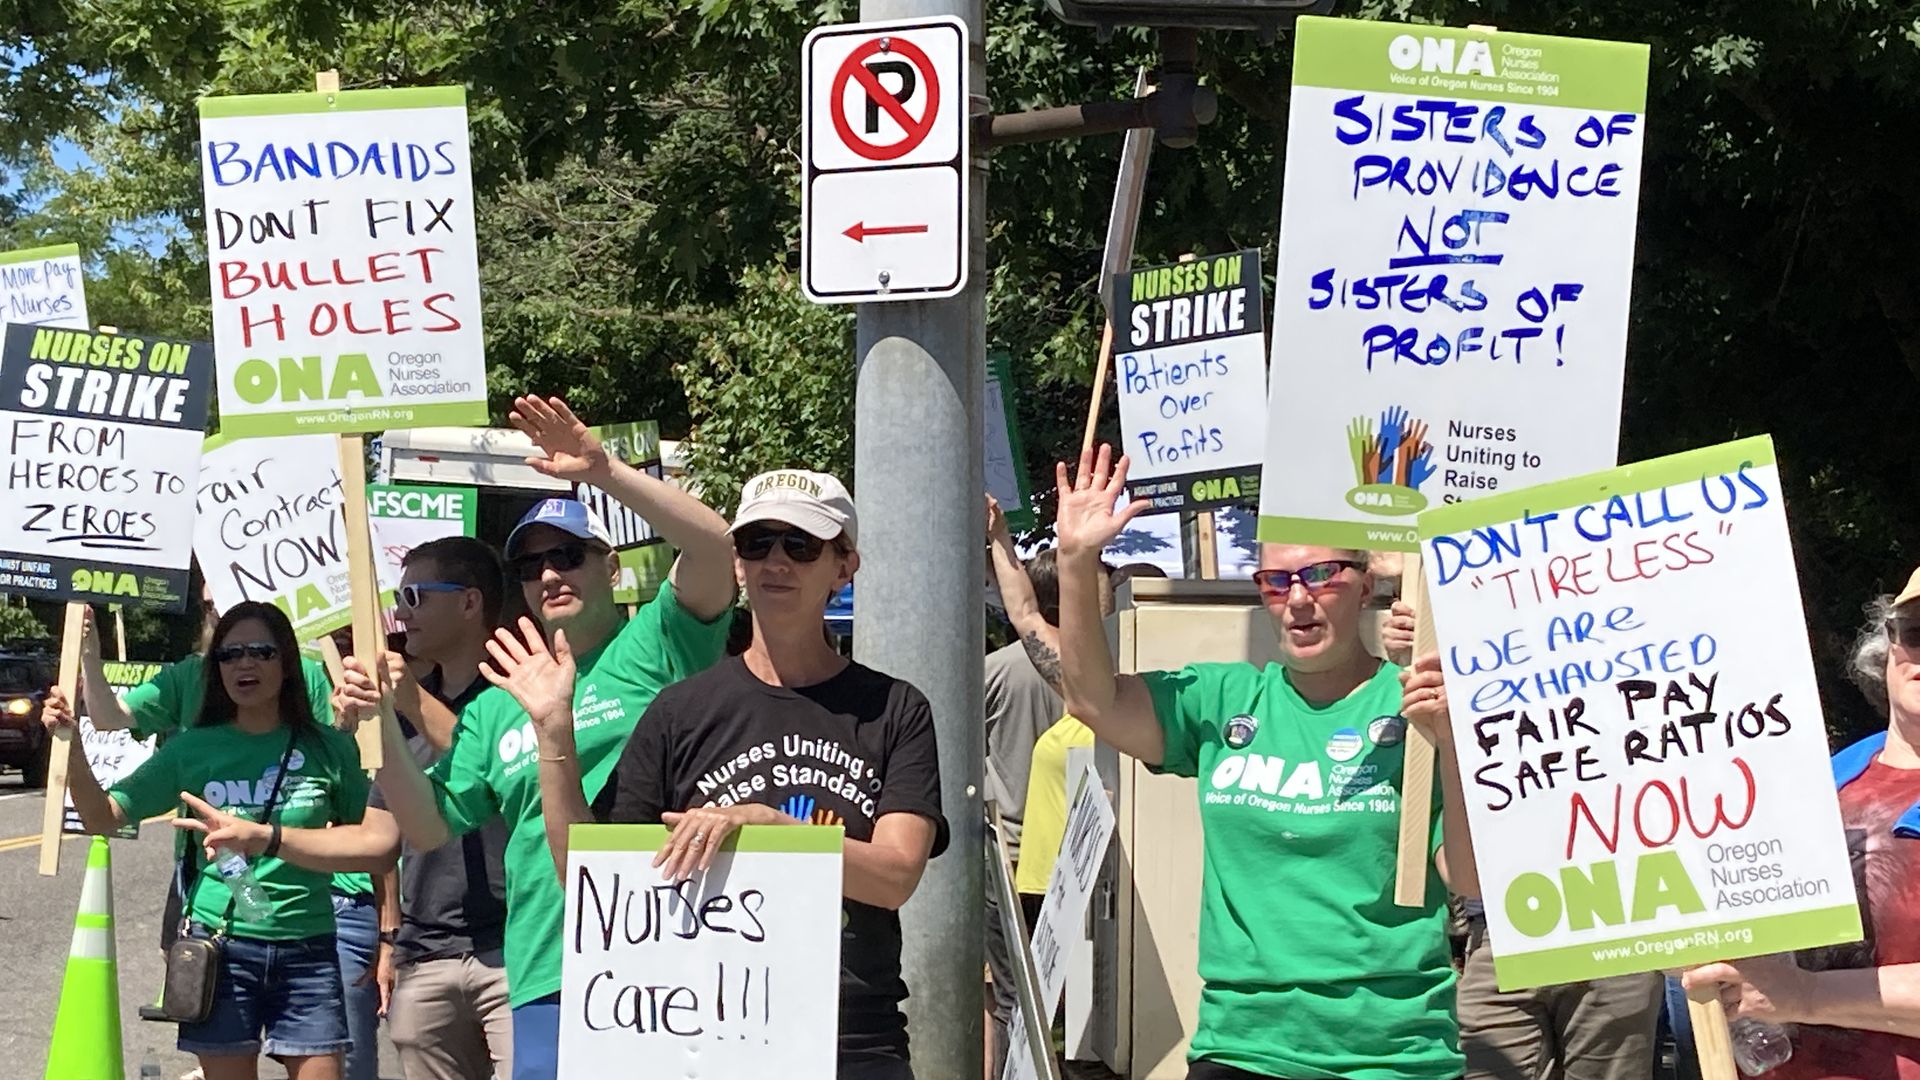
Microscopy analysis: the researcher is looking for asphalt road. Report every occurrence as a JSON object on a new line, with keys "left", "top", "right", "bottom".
{"left": 0, "top": 768, "right": 402, "bottom": 1079}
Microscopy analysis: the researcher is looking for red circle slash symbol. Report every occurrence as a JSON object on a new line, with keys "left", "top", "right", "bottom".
{"left": 830, "top": 37, "right": 940, "bottom": 162}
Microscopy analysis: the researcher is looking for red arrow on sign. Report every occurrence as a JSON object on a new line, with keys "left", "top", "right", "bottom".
{"left": 843, "top": 221, "right": 929, "bottom": 242}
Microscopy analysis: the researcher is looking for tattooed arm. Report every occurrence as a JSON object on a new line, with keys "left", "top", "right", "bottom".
{"left": 1019, "top": 628, "right": 1065, "bottom": 696}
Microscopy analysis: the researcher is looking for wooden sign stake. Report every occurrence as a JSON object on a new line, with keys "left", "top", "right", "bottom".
{"left": 1393, "top": 551, "right": 1438, "bottom": 906}
{"left": 1686, "top": 981, "right": 1739, "bottom": 1080}
{"left": 335, "top": 434, "right": 388, "bottom": 769}
{"left": 38, "top": 603, "right": 88, "bottom": 875}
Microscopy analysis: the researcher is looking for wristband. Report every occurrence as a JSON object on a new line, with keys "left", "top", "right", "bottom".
{"left": 263, "top": 822, "right": 283, "bottom": 859}
{"left": 379, "top": 929, "right": 399, "bottom": 945}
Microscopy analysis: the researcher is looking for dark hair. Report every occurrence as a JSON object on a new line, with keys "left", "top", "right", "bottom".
{"left": 404, "top": 536, "right": 508, "bottom": 627}
{"left": 198, "top": 602, "right": 317, "bottom": 737}
{"left": 1025, "top": 549, "right": 1061, "bottom": 626}
{"left": 1111, "top": 561, "right": 1169, "bottom": 588}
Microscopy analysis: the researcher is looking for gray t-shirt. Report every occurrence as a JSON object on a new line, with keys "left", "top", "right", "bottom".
{"left": 983, "top": 640, "right": 1063, "bottom": 859}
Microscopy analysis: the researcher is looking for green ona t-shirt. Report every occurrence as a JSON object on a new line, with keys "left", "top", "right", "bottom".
{"left": 429, "top": 582, "right": 729, "bottom": 1007}
{"left": 108, "top": 722, "right": 369, "bottom": 940}
{"left": 1143, "top": 660, "right": 1461, "bottom": 1080}
{"left": 120, "top": 653, "right": 372, "bottom": 897}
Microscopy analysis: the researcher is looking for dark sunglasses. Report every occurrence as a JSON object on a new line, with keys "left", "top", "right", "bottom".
{"left": 1888, "top": 619, "right": 1920, "bottom": 650}
{"left": 1253, "top": 559, "right": 1364, "bottom": 598}
{"left": 509, "top": 540, "right": 604, "bottom": 582}
{"left": 400, "top": 582, "right": 467, "bottom": 608}
{"left": 735, "top": 526, "right": 833, "bottom": 563}
{"left": 212, "top": 642, "right": 279, "bottom": 664}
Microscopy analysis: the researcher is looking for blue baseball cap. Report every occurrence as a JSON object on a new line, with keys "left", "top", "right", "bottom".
{"left": 506, "top": 498, "right": 615, "bottom": 557}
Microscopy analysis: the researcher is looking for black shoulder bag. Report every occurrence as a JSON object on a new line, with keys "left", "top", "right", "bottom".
{"left": 140, "top": 728, "right": 300, "bottom": 1024}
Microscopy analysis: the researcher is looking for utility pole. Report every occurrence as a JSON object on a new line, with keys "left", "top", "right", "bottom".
{"left": 852, "top": 0, "right": 986, "bottom": 1075}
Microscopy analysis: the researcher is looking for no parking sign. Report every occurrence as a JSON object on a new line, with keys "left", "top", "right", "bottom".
{"left": 802, "top": 17, "right": 970, "bottom": 303}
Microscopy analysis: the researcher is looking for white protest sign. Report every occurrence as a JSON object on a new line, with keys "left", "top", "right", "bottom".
{"left": 0, "top": 244, "right": 89, "bottom": 334}
{"left": 1112, "top": 251, "right": 1266, "bottom": 515}
{"left": 198, "top": 87, "right": 487, "bottom": 437}
{"left": 1259, "top": 18, "right": 1647, "bottom": 551}
{"left": 195, "top": 433, "right": 380, "bottom": 640}
{"left": 0, "top": 326, "right": 214, "bottom": 608}
{"left": 1004, "top": 760, "right": 1116, "bottom": 1080}
{"left": 367, "top": 483, "right": 475, "bottom": 590}
{"left": 64, "top": 660, "right": 165, "bottom": 839}
{"left": 1419, "top": 436, "right": 1861, "bottom": 989}
{"left": 562, "top": 824, "right": 844, "bottom": 1078}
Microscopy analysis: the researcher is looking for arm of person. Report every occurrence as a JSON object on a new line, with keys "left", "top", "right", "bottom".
{"left": 389, "top": 663, "right": 461, "bottom": 754}
{"left": 1401, "top": 654, "right": 1480, "bottom": 898}
{"left": 1685, "top": 955, "right": 1920, "bottom": 1039}
{"left": 338, "top": 658, "right": 457, "bottom": 853}
{"left": 71, "top": 609, "right": 141, "bottom": 733}
{"left": 843, "top": 812, "right": 937, "bottom": 910}
{"left": 171, "top": 795, "right": 402, "bottom": 872}
{"left": 986, "top": 493, "right": 1065, "bottom": 691}
{"left": 477, "top": 618, "right": 587, "bottom": 882}
{"left": 374, "top": 865, "right": 400, "bottom": 1016}
{"left": 509, "top": 395, "right": 735, "bottom": 620}
{"left": 42, "top": 686, "right": 132, "bottom": 833}
{"left": 1055, "top": 448, "right": 1162, "bottom": 764}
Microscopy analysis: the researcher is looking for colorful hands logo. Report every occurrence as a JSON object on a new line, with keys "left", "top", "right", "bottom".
{"left": 1345, "top": 406, "right": 1433, "bottom": 517}
{"left": 780, "top": 794, "right": 843, "bottom": 827}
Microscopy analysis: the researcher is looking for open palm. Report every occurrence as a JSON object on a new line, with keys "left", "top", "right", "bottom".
{"left": 481, "top": 618, "right": 577, "bottom": 735}
{"left": 509, "top": 395, "right": 609, "bottom": 481}
{"left": 1055, "top": 444, "right": 1150, "bottom": 559}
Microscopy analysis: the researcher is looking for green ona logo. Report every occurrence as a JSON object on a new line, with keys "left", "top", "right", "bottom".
{"left": 1505, "top": 850, "right": 1705, "bottom": 938}
{"left": 70, "top": 569, "right": 139, "bottom": 597}
{"left": 1191, "top": 475, "right": 1244, "bottom": 504}
{"left": 232, "top": 354, "right": 382, "bottom": 405}
{"left": 1346, "top": 484, "right": 1428, "bottom": 517}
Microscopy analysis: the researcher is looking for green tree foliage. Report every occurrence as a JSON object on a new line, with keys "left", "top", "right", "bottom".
{"left": 3, "top": 0, "right": 1917, "bottom": 734}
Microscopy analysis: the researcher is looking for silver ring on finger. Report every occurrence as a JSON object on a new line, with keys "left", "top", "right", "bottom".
{"left": 692, "top": 830, "right": 709, "bottom": 846}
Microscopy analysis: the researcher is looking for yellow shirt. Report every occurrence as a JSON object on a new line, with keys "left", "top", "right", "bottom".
{"left": 1014, "top": 715, "right": 1094, "bottom": 895}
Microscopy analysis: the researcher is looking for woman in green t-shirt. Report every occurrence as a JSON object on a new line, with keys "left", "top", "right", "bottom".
{"left": 1052, "top": 446, "right": 1480, "bottom": 1080}
{"left": 52, "top": 602, "right": 385, "bottom": 1080}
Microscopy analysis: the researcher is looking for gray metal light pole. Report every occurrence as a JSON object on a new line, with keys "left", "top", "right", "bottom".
{"left": 852, "top": 0, "right": 986, "bottom": 1073}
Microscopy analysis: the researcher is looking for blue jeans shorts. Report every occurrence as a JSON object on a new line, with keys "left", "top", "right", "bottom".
{"left": 177, "top": 926, "right": 352, "bottom": 1059}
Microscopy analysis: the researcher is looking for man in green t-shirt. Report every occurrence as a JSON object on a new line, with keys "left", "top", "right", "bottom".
{"left": 354, "top": 396, "right": 736, "bottom": 1080}
{"left": 1051, "top": 445, "right": 1480, "bottom": 1080}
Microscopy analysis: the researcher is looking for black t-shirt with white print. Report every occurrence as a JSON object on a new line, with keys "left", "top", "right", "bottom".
{"left": 594, "top": 655, "right": 949, "bottom": 1066}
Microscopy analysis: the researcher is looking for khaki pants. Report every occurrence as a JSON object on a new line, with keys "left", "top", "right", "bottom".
{"left": 389, "top": 949, "right": 514, "bottom": 1080}
{"left": 1460, "top": 921, "right": 1663, "bottom": 1080}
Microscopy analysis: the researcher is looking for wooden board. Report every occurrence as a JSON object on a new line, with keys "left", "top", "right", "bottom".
{"left": 335, "top": 434, "right": 386, "bottom": 769}
{"left": 38, "top": 603, "right": 87, "bottom": 875}
{"left": 1393, "top": 551, "right": 1437, "bottom": 907}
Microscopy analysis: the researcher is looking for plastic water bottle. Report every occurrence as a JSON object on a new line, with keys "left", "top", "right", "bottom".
{"left": 138, "top": 1054, "right": 162, "bottom": 1079}
{"left": 1730, "top": 1018, "right": 1794, "bottom": 1076}
{"left": 213, "top": 846, "right": 273, "bottom": 922}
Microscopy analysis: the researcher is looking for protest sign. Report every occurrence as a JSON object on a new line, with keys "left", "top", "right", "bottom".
{"left": 1419, "top": 436, "right": 1861, "bottom": 988}
{"left": 985, "top": 351, "right": 1036, "bottom": 531}
{"left": 1259, "top": 19, "right": 1647, "bottom": 551}
{"left": 0, "top": 325, "right": 214, "bottom": 608}
{"left": 1114, "top": 251, "right": 1266, "bottom": 514}
{"left": 1004, "top": 760, "right": 1117, "bottom": 1080}
{"left": 367, "top": 483, "right": 475, "bottom": 589}
{"left": 195, "top": 433, "right": 380, "bottom": 640}
{"left": 561, "top": 824, "right": 844, "bottom": 1078}
{"left": 572, "top": 421, "right": 666, "bottom": 551}
{"left": 63, "top": 660, "right": 165, "bottom": 839}
{"left": 198, "top": 87, "right": 487, "bottom": 436}
{"left": 1, "top": 244, "right": 89, "bottom": 334}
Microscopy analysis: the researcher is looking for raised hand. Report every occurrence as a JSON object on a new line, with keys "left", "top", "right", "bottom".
{"left": 508, "top": 395, "right": 610, "bottom": 482}
{"left": 480, "top": 617, "right": 577, "bottom": 737}
{"left": 1408, "top": 445, "right": 1437, "bottom": 490}
{"left": 1346, "top": 417, "right": 1374, "bottom": 484}
{"left": 986, "top": 492, "right": 1010, "bottom": 545}
{"left": 1055, "top": 444, "right": 1150, "bottom": 561}
{"left": 1377, "top": 405, "right": 1408, "bottom": 481}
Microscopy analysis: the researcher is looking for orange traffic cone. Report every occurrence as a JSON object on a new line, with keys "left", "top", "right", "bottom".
{"left": 44, "top": 835, "right": 124, "bottom": 1079}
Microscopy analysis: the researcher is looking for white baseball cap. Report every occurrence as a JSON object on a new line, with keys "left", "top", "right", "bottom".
{"left": 730, "top": 470, "right": 858, "bottom": 547}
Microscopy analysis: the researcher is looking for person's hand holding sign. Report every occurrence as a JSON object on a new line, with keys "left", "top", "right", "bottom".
{"left": 1398, "top": 654, "right": 1454, "bottom": 748}
{"left": 656, "top": 803, "right": 794, "bottom": 883}
{"left": 1682, "top": 955, "right": 1815, "bottom": 1025}
{"left": 509, "top": 395, "right": 610, "bottom": 483}
{"left": 1055, "top": 444, "right": 1151, "bottom": 560}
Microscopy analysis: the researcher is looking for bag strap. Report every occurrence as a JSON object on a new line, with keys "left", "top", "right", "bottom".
{"left": 183, "top": 727, "right": 302, "bottom": 935}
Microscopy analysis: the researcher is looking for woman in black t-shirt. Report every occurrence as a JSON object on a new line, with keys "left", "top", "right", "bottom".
{"left": 490, "top": 469, "right": 947, "bottom": 1080}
